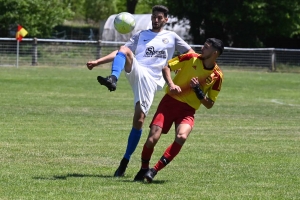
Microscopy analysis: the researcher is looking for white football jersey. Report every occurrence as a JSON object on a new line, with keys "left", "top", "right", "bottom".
{"left": 125, "top": 29, "right": 191, "bottom": 88}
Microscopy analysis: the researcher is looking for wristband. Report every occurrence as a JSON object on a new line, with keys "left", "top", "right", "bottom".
{"left": 192, "top": 85, "right": 205, "bottom": 100}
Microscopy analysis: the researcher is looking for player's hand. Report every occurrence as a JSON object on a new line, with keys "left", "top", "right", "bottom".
{"left": 169, "top": 83, "right": 182, "bottom": 94}
{"left": 190, "top": 77, "right": 199, "bottom": 87}
{"left": 86, "top": 60, "right": 98, "bottom": 70}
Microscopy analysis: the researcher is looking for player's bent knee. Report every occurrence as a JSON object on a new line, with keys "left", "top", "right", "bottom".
{"left": 119, "top": 46, "right": 131, "bottom": 56}
{"left": 175, "top": 133, "right": 190, "bottom": 145}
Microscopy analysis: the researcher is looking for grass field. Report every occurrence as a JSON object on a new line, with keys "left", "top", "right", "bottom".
{"left": 0, "top": 66, "right": 299, "bottom": 199}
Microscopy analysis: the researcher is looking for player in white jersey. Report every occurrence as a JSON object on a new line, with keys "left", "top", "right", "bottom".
{"left": 86, "top": 5, "right": 194, "bottom": 177}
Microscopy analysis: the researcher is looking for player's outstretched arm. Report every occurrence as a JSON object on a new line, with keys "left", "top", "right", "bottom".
{"left": 86, "top": 50, "right": 118, "bottom": 70}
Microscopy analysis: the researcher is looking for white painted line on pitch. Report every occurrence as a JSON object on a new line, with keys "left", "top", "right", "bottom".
{"left": 271, "top": 99, "right": 300, "bottom": 107}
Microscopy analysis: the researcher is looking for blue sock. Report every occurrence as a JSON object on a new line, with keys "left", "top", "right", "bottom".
{"left": 124, "top": 127, "right": 142, "bottom": 160}
{"left": 111, "top": 51, "right": 126, "bottom": 80}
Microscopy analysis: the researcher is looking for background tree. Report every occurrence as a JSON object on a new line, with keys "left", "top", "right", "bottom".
{"left": 165, "top": 0, "right": 300, "bottom": 47}
{"left": 62, "top": 0, "right": 85, "bottom": 20}
{"left": 84, "top": 0, "right": 117, "bottom": 23}
{"left": 1, "top": 0, "right": 299, "bottom": 47}
{"left": 0, "top": 0, "right": 73, "bottom": 37}
{"left": 117, "top": 0, "right": 166, "bottom": 14}
{"left": 126, "top": 0, "right": 138, "bottom": 14}
{"left": 135, "top": 0, "right": 166, "bottom": 13}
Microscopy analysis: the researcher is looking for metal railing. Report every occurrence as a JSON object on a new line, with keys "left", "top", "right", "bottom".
{"left": 1, "top": 38, "right": 300, "bottom": 71}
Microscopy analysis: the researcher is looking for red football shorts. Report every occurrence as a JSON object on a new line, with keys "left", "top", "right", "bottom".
{"left": 150, "top": 94, "right": 195, "bottom": 134}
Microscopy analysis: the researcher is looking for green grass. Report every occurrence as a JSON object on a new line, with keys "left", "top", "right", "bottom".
{"left": 0, "top": 66, "right": 300, "bottom": 199}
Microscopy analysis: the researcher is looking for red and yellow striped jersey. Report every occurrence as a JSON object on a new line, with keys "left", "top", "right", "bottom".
{"left": 166, "top": 53, "right": 223, "bottom": 110}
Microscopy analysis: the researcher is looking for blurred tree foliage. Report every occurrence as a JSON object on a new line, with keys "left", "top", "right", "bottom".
{"left": 164, "top": 0, "right": 300, "bottom": 47}
{"left": 116, "top": 0, "right": 166, "bottom": 14}
{"left": 84, "top": 0, "right": 117, "bottom": 22}
{"left": 62, "top": 0, "right": 117, "bottom": 23}
{"left": 1, "top": 0, "right": 299, "bottom": 47}
{"left": 0, "top": 0, "right": 73, "bottom": 37}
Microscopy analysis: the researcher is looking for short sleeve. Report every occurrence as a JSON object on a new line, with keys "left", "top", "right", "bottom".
{"left": 124, "top": 31, "right": 141, "bottom": 53}
{"left": 174, "top": 33, "right": 192, "bottom": 54}
{"left": 207, "top": 74, "right": 223, "bottom": 102}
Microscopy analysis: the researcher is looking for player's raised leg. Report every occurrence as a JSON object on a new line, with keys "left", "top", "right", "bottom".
{"left": 97, "top": 46, "right": 133, "bottom": 91}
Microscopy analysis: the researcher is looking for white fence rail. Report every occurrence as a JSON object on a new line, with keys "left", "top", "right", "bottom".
{"left": 1, "top": 38, "right": 300, "bottom": 71}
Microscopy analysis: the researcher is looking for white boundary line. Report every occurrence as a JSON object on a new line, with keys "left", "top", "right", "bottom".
{"left": 271, "top": 99, "right": 300, "bottom": 107}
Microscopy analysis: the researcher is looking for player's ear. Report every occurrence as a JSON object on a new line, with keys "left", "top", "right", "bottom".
{"left": 213, "top": 50, "right": 219, "bottom": 57}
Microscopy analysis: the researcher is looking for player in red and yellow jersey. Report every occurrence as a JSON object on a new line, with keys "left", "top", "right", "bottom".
{"left": 134, "top": 38, "right": 224, "bottom": 182}
{"left": 166, "top": 52, "right": 223, "bottom": 110}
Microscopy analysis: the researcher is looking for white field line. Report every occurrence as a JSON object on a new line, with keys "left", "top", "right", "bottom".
{"left": 271, "top": 99, "right": 300, "bottom": 107}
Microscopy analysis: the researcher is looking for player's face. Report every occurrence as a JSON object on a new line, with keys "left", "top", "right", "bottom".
{"left": 151, "top": 11, "right": 168, "bottom": 31}
{"left": 201, "top": 42, "right": 217, "bottom": 60}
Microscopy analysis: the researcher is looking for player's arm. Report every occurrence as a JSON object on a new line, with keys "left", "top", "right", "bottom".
{"left": 162, "top": 64, "right": 182, "bottom": 93}
{"left": 200, "top": 96, "right": 215, "bottom": 109}
{"left": 185, "top": 48, "right": 195, "bottom": 54}
{"left": 180, "top": 48, "right": 195, "bottom": 55}
{"left": 86, "top": 50, "right": 118, "bottom": 70}
{"left": 175, "top": 33, "right": 195, "bottom": 54}
{"left": 190, "top": 77, "right": 214, "bottom": 109}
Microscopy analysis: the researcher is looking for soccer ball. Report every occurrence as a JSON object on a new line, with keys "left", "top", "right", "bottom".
{"left": 114, "top": 12, "right": 136, "bottom": 34}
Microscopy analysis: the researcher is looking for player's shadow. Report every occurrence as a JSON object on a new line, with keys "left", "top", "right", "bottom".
{"left": 32, "top": 173, "right": 112, "bottom": 180}
{"left": 33, "top": 173, "right": 167, "bottom": 184}
{"left": 121, "top": 179, "right": 167, "bottom": 184}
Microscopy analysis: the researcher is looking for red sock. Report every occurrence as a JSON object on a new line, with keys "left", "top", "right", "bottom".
{"left": 141, "top": 144, "right": 154, "bottom": 169}
{"left": 154, "top": 141, "right": 182, "bottom": 171}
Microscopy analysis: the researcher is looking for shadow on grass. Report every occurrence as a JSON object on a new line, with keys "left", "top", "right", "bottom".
{"left": 33, "top": 173, "right": 167, "bottom": 184}
{"left": 121, "top": 179, "right": 167, "bottom": 184}
{"left": 32, "top": 173, "right": 112, "bottom": 180}
{"left": 133, "top": 180, "right": 167, "bottom": 184}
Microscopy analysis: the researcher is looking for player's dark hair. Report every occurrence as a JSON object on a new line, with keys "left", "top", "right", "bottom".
{"left": 206, "top": 38, "right": 224, "bottom": 56}
{"left": 152, "top": 5, "right": 169, "bottom": 17}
